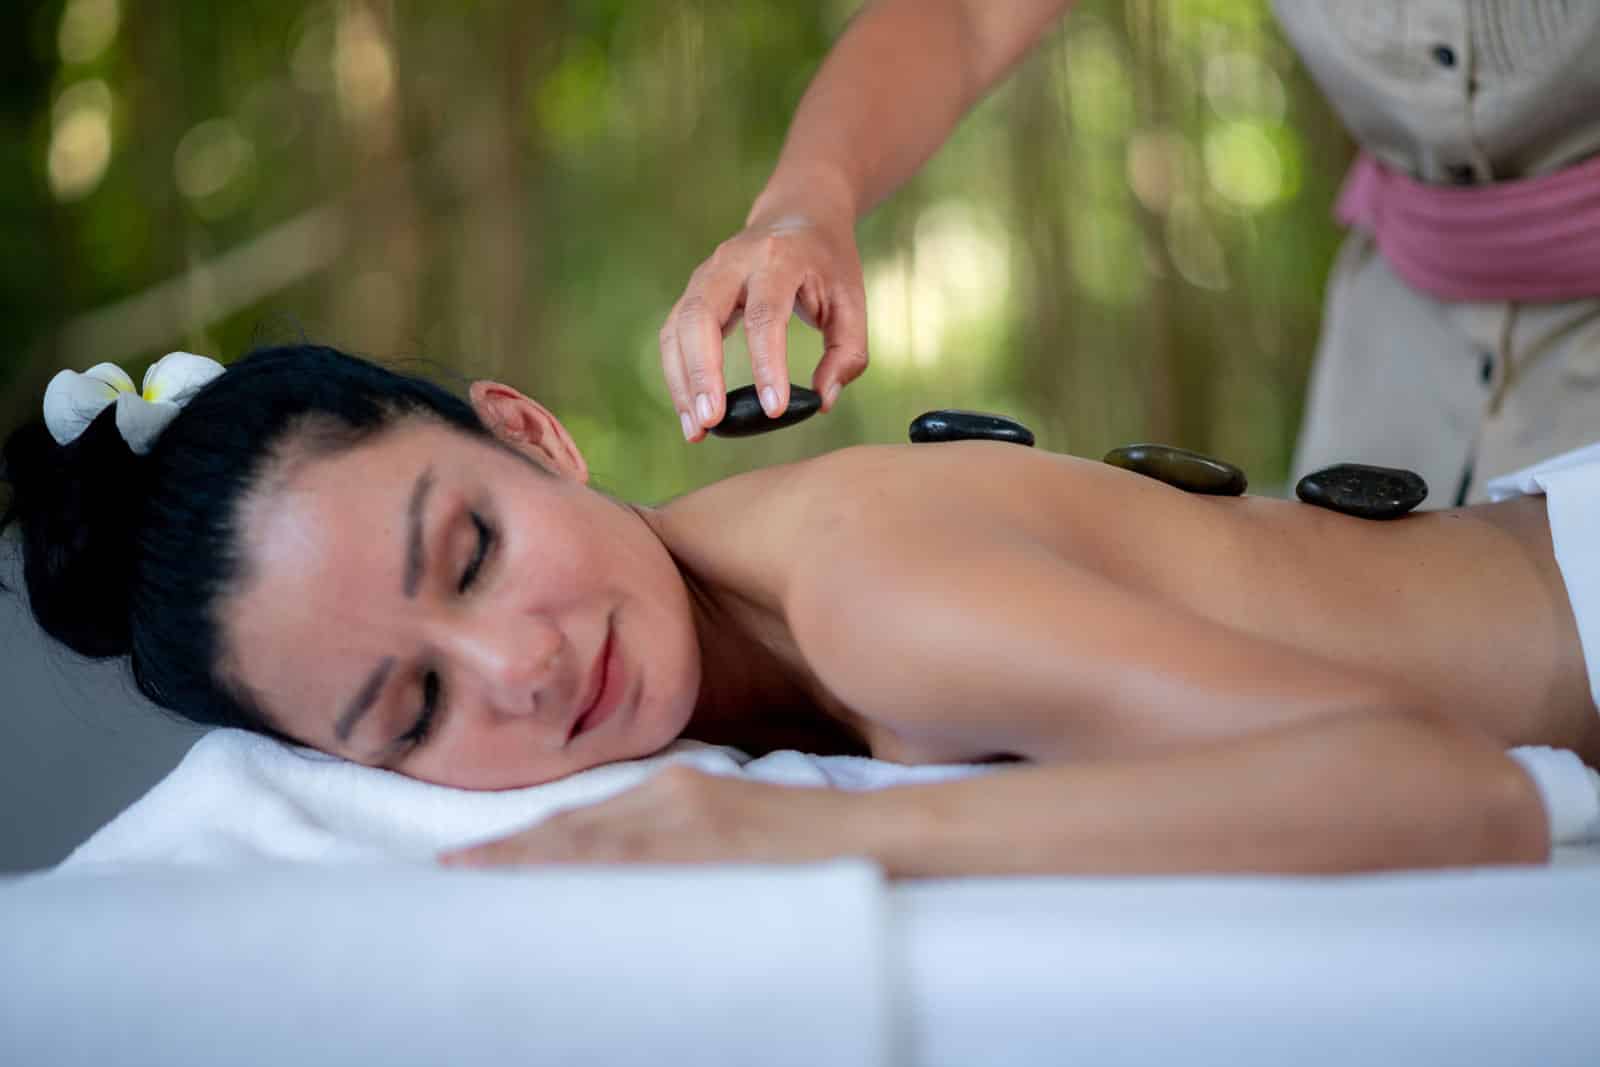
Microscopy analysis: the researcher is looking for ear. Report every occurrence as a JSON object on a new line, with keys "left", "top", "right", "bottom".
{"left": 468, "top": 381, "right": 589, "bottom": 485}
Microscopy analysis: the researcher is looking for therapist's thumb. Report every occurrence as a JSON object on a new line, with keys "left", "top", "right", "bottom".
{"left": 810, "top": 289, "right": 869, "bottom": 411}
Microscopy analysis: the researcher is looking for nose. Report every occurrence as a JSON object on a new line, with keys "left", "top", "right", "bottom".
{"left": 442, "top": 613, "right": 565, "bottom": 717}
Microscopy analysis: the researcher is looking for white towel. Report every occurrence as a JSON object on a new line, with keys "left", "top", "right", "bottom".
{"left": 62, "top": 730, "right": 984, "bottom": 869}
{"left": 1508, "top": 745, "right": 1600, "bottom": 850}
{"left": 62, "top": 729, "right": 1599, "bottom": 871}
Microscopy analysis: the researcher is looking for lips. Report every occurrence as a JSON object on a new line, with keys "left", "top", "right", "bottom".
{"left": 569, "top": 622, "right": 619, "bottom": 742}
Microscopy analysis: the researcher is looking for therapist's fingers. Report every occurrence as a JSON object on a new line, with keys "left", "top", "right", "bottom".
{"left": 658, "top": 319, "right": 704, "bottom": 442}
{"left": 741, "top": 270, "right": 800, "bottom": 417}
{"left": 670, "top": 267, "right": 744, "bottom": 431}
{"left": 808, "top": 281, "right": 870, "bottom": 411}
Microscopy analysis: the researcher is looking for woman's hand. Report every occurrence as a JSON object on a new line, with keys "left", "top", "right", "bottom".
{"left": 659, "top": 209, "right": 869, "bottom": 442}
{"left": 438, "top": 765, "right": 870, "bottom": 868}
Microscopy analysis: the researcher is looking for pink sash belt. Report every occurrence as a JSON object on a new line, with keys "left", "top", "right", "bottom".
{"left": 1335, "top": 150, "right": 1600, "bottom": 304}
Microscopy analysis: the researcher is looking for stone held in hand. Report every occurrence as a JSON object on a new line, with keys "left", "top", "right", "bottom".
{"left": 708, "top": 384, "right": 823, "bottom": 438}
{"left": 1295, "top": 463, "right": 1428, "bottom": 519}
{"left": 1103, "top": 443, "right": 1248, "bottom": 496}
{"left": 908, "top": 410, "right": 1036, "bottom": 447}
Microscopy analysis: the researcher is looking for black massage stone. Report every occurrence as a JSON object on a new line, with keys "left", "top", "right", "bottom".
{"left": 1295, "top": 463, "right": 1428, "bottom": 519}
{"left": 908, "top": 410, "right": 1036, "bottom": 447}
{"left": 1103, "top": 443, "right": 1247, "bottom": 496}
{"left": 709, "top": 384, "right": 823, "bottom": 438}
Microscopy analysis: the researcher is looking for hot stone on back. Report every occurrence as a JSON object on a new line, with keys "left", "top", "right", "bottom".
{"left": 1295, "top": 464, "right": 1428, "bottom": 519}
{"left": 1103, "top": 444, "right": 1247, "bottom": 496}
{"left": 908, "top": 410, "right": 1035, "bottom": 446}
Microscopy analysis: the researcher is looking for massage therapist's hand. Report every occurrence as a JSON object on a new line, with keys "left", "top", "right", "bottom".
{"left": 438, "top": 765, "right": 867, "bottom": 868}
{"left": 660, "top": 208, "right": 869, "bottom": 442}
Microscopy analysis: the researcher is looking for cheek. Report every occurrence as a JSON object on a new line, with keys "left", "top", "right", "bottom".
{"left": 510, "top": 504, "right": 643, "bottom": 601}
{"left": 634, "top": 553, "right": 703, "bottom": 733}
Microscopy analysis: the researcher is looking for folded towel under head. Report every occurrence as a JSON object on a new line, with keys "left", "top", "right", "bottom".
{"left": 61, "top": 732, "right": 985, "bottom": 869}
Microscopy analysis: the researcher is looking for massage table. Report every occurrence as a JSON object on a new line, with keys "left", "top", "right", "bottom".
{"left": 3, "top": 731, "right": 1598, "bottom": 1066}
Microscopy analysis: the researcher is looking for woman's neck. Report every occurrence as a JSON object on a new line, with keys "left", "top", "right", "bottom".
{"left": 628, "top": 497, "right": 869, "bottom": 756}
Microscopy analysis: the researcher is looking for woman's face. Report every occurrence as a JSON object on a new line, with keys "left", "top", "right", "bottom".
{"left": 223, "top": 389, "right": 701, "bottom": 789}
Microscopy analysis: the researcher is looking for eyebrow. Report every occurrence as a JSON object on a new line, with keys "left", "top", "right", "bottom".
{"left": 403, "top": 466, "right": 436, "bottom": 598}
{"left": 332, "top": 465, "right": 435, "bottom": 748}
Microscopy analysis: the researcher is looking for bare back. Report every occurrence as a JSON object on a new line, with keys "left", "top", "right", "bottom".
{"left": 661, "top": 443, "right": 1597, "bottom": 765}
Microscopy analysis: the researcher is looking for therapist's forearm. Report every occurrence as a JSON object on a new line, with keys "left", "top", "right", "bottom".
{"left": 858, "top": 710, "right": 1549, "bottom": 877}
{"left": 747, "top": 0, "right": 1074, "bottom": 229}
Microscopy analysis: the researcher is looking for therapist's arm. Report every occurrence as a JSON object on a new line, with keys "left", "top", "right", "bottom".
{"left": 861, "top": 709, "right": 1550, "bottom": 877}
{"left": 750, "top": 0, "right": 1074, "bottom": 242}
{"left": 662, "top": 0, "right": 1076, "bottom": 439}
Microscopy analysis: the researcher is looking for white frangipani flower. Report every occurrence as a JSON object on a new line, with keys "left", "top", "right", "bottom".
{"left": 43, "top": 351, "right": 226, "bottom": 454}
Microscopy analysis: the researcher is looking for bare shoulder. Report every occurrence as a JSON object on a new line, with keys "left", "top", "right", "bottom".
{"left": 779, "top": 441, "right": 1124, "bottom": 551}
{"left": 780, "top": 441, "right": 1261, "bottom": 606}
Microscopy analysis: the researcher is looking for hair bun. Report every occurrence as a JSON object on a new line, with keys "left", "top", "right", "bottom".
{"left": 2, "top": 409, "right": 149, "bottom": 659}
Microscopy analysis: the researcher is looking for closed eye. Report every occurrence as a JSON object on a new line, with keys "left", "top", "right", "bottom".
{"left": 399, "top": 513, "right": 491, "bottom": 758}
{"left": 401, "top": 671, "right": 442, "bottom": 751}
{"left": 458, "top": 512, "right": 494, "bottom": 593}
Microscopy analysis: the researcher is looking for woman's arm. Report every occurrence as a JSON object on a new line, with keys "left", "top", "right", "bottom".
{"left": 440, "top": 707, "right": 1548, "bottom": 876}
{"left": 750, "top": 0, "right": 1076, "bottom": 232}
{"left": 857, "top": 707, "right": 1549, "bottom": 876}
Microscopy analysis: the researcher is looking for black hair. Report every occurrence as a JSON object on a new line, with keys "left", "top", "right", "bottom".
{"left": 0, "top": 344, "right": 488, "bottom": 735}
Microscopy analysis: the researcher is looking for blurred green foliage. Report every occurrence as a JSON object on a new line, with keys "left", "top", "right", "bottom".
{"left": 4, "top": 0, "right": 1350, "bottom": 501}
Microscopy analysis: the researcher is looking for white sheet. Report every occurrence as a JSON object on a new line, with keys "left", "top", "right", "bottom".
{"left": 6, "top": 862, "right": 1599, "bottom": 1066}
{"left": 898, "top": 868, "right": 1600, "bottom": 1067}
{"left": 1, "top": 862, "right": 890, "bottom": 1067}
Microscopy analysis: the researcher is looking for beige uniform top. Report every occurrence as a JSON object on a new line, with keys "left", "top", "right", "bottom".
{"left": 1272, "top": 1, "right": 1600, "bottom": 504}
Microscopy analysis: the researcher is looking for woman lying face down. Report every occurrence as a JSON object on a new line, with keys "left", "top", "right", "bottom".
{"left": 5, "top": 344, "right": 1592, "bottom": 874}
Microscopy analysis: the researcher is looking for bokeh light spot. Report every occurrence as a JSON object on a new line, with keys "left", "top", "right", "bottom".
{"left": 58, "top": 0, "right": 121, "bottom": 66}
{"left": 174, "top": 119, "right": 256, "bottom": 207}
{"left": 48, "top": 80, "right": 114, "bottom": 202}
{"left": 1203, "top": 120, "right": 1287, "bottom": 210}
{"left": 867, "top": 201, "right": 1012, "bottom": 370}
{"left": 335, "top": 8, "right": 396, "bottom": 121}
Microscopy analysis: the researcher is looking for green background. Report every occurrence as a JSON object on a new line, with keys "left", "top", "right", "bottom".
{"left": 3, "top": 0, "right": 1352, "bottom": 501}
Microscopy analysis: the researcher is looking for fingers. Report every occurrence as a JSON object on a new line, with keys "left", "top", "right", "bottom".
{"left": 809, "top": 283, "right": 870, "bottom": 411}
{"left": 437, "top": 812, "right": 596, "bottom": 867}
{"left": 676, "top": 293, "right": 728, "bottom": 430}
{"left": 660, "top": 264, "right": 741, "bottom": 439}
{"left": 663, "top": 265, "right": 802, "bottom": 433}
{"left": 741, "top": 271, "right": 799, "bottom": 416}
{"left": 438, "top": 835, "right": 529, "bottom": 868}
{"left": 658, "top": 321, "right": 702, "bottom": 442}
{"left": 659, "top": 295, "right": 723, "bottom": 439}
{"left": 663, "top": 222, "right": 871, "bottom": 435}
